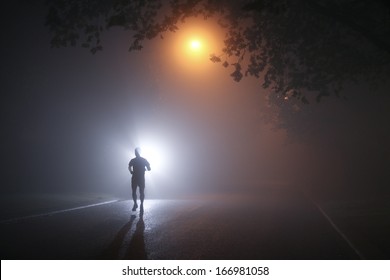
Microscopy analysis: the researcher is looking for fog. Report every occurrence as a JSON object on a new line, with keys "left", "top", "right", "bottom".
{"left": 1, "top": 2, "right": 389, "bottom": 204}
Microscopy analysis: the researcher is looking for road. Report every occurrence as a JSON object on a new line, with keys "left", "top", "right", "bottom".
{"left": 0, "top": 189, "right": 362, "bottom": 260}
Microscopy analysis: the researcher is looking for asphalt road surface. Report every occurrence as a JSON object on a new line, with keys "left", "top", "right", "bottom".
{"left": 0, "top": 189, "right": 362, "bottom": 260}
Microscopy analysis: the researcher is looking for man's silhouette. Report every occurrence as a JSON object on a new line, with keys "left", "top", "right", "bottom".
{"left": 128, "top": 148, "right": 151, "bottom": 211}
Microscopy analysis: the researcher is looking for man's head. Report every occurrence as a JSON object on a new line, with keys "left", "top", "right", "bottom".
{"left": 135, "top": 147, "right": 141, "bottom": 158}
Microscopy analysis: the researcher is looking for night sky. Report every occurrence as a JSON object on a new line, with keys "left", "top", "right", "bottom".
{"left": 1, "top": 1, "right": 389, "bottom": 201}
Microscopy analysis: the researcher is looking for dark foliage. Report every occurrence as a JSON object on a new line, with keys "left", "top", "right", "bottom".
{"left": 45, "top": 0, "right": 390, "bottom": 105}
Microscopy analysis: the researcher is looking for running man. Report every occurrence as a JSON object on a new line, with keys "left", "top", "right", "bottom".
{"left": 128, "top": 147, "right": 151, "bottom": 211}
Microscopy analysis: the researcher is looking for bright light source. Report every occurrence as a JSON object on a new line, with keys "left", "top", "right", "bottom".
{"left": 166, "top": 18, "right": 223, "bottom": 73}
{"left": 132, "top": 135, "right": 184, "bottom": 198}
{"left": 139, "top": 145, "right": 165, "bottom": 173}
{"left": 190, "top": 40, "right": 201, "bottom": 50}
{"left": 130, "top": 137, "right": 171, "bottom": 176}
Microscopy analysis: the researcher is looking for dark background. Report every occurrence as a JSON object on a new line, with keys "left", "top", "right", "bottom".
{"left": 1, "top": 0, "right": 389, "bottom": 203}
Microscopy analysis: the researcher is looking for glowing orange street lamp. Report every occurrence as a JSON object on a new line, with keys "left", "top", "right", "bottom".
{"left": 189, "top": 40, "right": 202, "bottom": 51}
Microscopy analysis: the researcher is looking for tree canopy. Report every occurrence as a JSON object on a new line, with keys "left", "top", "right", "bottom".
{"left": 45, "top": 0, "right": 390, "bottom": 107}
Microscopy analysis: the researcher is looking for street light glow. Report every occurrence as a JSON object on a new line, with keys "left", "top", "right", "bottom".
{"left": 190, "top": 40, "right": 201, "bottom": 51}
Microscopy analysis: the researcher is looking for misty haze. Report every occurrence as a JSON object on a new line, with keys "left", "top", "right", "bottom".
{"left": 1, "top": 1, "right": 389, "bottom": 260}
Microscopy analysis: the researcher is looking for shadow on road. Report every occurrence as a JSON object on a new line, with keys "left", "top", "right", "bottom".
{"left": 101, "top": 206, "right": 147, "bottom": 259}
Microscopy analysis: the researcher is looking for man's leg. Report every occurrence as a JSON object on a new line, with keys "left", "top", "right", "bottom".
{"left": 139, "top": 178, "right": 145, "bottom": 205}
{"left": 131, "top": 177, "right": 138, "bottom": 211}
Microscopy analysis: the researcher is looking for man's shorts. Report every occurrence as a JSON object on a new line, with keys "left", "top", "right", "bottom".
{"left": 132, "top": 176, "right": 145, "bottom": 189}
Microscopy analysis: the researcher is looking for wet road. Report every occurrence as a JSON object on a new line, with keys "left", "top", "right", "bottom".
{"left": 0, "top": 190, "right": 361, "bottom": 259}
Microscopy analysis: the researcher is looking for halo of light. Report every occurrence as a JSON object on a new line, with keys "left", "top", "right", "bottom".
{"left": 120, "top": 134, "right": 173, "bottom": 198}
{"left": 189, "top": 40, "right": 201, "bottom": 50}
{"left": 128, "top": 130, "right": 174, "bottom": 177}
{"left": 161, "top": 18, "right": 223, "bottom": 73}
{"left": 136, "top": 143, "right": 166, "bottom": 173}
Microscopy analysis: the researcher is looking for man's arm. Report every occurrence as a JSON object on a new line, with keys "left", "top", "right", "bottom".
{"left": 128, "top": 161, "right": 133, "bottom": 174}
{"left": 146, "top": 160, "right": 151, "bottom": 171}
